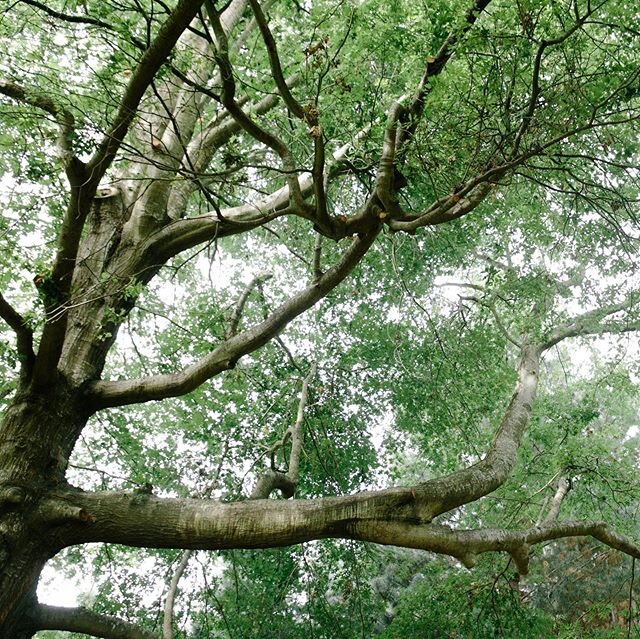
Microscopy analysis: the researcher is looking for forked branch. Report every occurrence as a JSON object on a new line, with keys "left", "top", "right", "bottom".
{"left": 251, "top": 362, "right": 317, "bottom": 499}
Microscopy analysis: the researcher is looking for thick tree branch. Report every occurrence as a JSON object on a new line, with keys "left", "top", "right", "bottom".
{"left": 351, "top": 520, "right": 640, "bottom": 576}
{"left": 87, "top": 0, "right": 206, "bottom": 185}
{"left": 89, "top": 228, "right": 379, "bottom": 408}
{"left": 58, "top": 342, "right": 538, "bottom": 550}
{"left": 147, "top": 126, "right": 373, "bottom": 260}
{"left": 31, "top": 0, "right": 207, "bottom": 384}
{"left": 388, "top": 181, "right": 495, "bottom": 232}
{"left": 53, "top": 490, "right": 640, "bottom": 579}
{"left": 30, "top": 604, "right": 160, "bottom": 639}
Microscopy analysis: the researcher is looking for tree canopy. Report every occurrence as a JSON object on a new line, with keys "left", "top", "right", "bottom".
{"left": 0, "top": 0, "right": 639, "bottom": 636}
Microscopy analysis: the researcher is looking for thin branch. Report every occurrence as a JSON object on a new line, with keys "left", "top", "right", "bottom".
{"left": 248, "top": 0, "right": 304, "bottom": 119}
{"left": 204, "top": 0, "right": 307, "bottom": 211}
{"left": 0, "top": 291, "right": 35, "bottom": 378}
{"left": 312, "top": 234, "right": 323, "bottom": 281}
{"left": 288, "top": 362, "right": 317, "bottom": 482}
{"left": 511, "top": 2, "right": 603, "bottom": 156}
{"left": 162, "top": 551, "right": 191, "bottom": 639}
{"left": 16, "top": 0, "right": 112, "bottom": 28}
{"left": 543, "top": 476, "right": 570, "bottom": 524}
{"left": 162, "top": 437, "right": 230, "bottom": 639}
{"left": 542, "top": 293, "right": 639, "bottom": 350}
{"left": 87, "top": 0, "right": 206, "bottom": 185}
{"left": 396, "top": 0, "right": 493, "bottom": 151}
{"left": 30, "top": 604, "right": 160, "bottom": 639}
{"left": 0, "top": 78, "right": 76, "bottom": 165}
{"left": 251, "top": 362, "right": 317, "bottom": 499}
{"left": 225, "top": 273, "right": 273, "bottom": 339}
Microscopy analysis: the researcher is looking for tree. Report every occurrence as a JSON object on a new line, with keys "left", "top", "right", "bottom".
{"left": 0, "top": 0, "right": 639, "bottom": 636}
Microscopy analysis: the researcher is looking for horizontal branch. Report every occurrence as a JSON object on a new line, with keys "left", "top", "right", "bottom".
{"left": 355, "top": 519, "right": 640, "bottom": 576}
{"left": 30, "top": 604, "right": 160, "bottom": 639}
{"left": 89, "top": 227, "right": 379, "bottom": 408}
{"left": 51, "top": 488, "right": 639, "bottom": 582}
{"left": 542, "top": 293, "right": 639, "bottom": 349}
{"left": 54, "top": 341, "right": 542, "bottom": 555}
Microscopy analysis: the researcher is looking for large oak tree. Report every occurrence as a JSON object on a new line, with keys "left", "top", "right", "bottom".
{"left": 0, "top": 0, "right": 639, "bottom": 636}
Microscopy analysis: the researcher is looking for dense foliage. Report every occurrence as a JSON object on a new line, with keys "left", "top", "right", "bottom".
{"left": 0, "top": 0, "right": 639, "bottom": 636}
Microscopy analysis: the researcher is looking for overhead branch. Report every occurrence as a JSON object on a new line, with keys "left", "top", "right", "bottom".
{"left": 16, "top": 0, "right": 112, "bottom": 28}
{"left": 162, "top": 439, "right": 229, "bottom": 639}
{"left": 251, "top": 362, "right": 317, "bottom": 499}
{"left": 395, "top": 0, "right": 493, "bottom": 151}
{"left": 350, "top": 519, "right": 640, "bottom": 577}
{"left": 204, "top": 0, "right": 307, "bottom": 211}
{"left": 0, "top": 79, "right": 77, "bottom": 167}
{"left": 542, "top": 293, "right": 640, "bottom": 350}
{"left": 388, "top": 180, "right": 495, "bottom": 232}
{"left": 248, "top": 0, "right": 304, "bottom": 119}
{"left": 86, "top": 0, "right": 207, "bottom": 186}
{"left": 247, "top": 0, "right": 333, "bottom": 231}
{"left": 441, "top": 282, "right": 523, "bottom": 348}
{"left": 0, "top": 291, "right": 35, "bottom": 378}
{"left": 29, "top": 604, "right": 160, "bottom": 639}
{"left": 166, "top": 77, "right": 298, "bottom": 219}
{"left": 162, "top": 550, "right": 191, "bottom": 639}
{"left": 53, "top": 488, "right": 640, "bottom": 578}
{"left": 89, "top": 227, "right": 379, "bottom": 408}
{"left": 60, "top": 341, "right": 540, "bottom": 551}
{"left": 511, "top": 4, "right": 595, "bottom": 155}
{"left": 147, "top": 130, "right": 370, "bottom": 260}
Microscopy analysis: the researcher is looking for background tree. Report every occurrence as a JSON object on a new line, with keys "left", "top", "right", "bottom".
{"left": 0, "top": 0, "right": 639, "bottom": 636}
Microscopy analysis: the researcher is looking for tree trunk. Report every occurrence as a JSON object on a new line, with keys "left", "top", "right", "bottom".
{"left": 0, "top": 382, "right": 91, "bottom": 636}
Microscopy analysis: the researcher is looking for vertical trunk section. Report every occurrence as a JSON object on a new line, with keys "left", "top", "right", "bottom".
{"left": 0, "top": 384, "right": 90, "bottom": 635}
